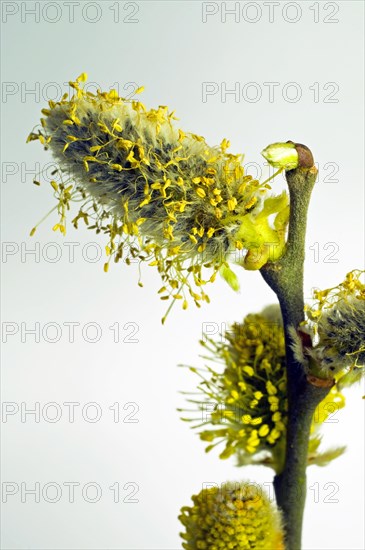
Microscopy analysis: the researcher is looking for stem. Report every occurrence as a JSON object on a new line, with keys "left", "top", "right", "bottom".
{"left": 260, "top": 159, "right": 331, "bottom": 550}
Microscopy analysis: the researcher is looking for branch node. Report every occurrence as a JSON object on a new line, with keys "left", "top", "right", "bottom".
{"left": 306, "top": 375, "right": 335, "bottom": 389}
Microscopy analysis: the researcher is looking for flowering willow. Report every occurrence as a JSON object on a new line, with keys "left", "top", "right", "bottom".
{"left": 28, "top": 73, "right": 289, "bottom": 319}
{"left": 291, "top": 270, "right": 365, "bottom": 389}
{"left": 180, "top": 305, "right": 346, "bottom": 471}
{"left": 179, "top": 481, "right": 285, "bottom": 550}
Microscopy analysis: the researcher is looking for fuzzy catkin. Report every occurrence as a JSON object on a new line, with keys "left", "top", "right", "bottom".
{"left": 28, "top": 74, "right": 289, "bottom": 314}
{"left": 179, "top": 481, "right": 285, "bottom": 550}
{"left": 294, "top": 271, "right": 365, "bottom": 384}
{"left": 41, "top": 95, "right": 263, "bottom": 263}
{"left": 181, "top": 305, "right": 345, "bottom": 470}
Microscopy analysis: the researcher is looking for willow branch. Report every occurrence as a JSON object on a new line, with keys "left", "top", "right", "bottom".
{"left": 260, "top": 145, "right": 332, "bottom": 550}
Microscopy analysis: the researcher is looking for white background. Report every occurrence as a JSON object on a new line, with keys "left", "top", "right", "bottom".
{"left": 1, "top": 1, "right": 364, "bottom": 549}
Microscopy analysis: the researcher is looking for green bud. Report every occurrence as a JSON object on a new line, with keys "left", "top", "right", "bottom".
{"left": 219, "top": 264, "right": 240, "bottom": 291}
{"left": 261, "top": 142, "right": 299, "bottom": 170}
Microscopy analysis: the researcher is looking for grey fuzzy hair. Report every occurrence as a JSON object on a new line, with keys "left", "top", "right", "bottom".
{"left": 316, "top": 297, "right": 365, "bottom": 368}
{"left": 288, "top": 325, "right": 308, "bottom": 367}
{"left": 43, "top": 98, "right": 261, "bottom": 263}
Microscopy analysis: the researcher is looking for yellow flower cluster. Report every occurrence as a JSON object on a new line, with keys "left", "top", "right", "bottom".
{"left": 306, "top": 270, "right": 365, "bottom": 324}
{"left": 179, "top": 481, "right": 285, "bottom": 549}
{"left": 27, "top": 73, "right": 289, "bottom": 319}
{"left": 181, "top": 305, "right": 345, "bottom": 470}
{"left": 303, "top": 270, "right": 365, "bottom": 388}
